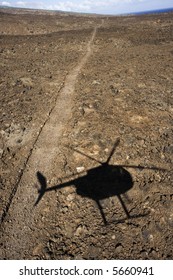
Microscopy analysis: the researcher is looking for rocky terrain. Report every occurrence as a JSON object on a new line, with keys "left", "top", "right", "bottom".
{"left": 0, "top": 8, "right": 173, "bottom": 259}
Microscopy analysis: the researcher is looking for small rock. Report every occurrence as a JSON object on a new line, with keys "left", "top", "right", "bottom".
{"left": 4, "top": 123, "right": 10, "bottom": 129}
{"left": 115, "top": 243, "right": 123, "bottom": 254}
{"left": 149, "top": 249, "right": 158, "bottom": 259}
{"left": 74, "top": 254, "right": 84, "bottom": 260}
{"left": 61, "top": 206, "right": 69, "bottom": 213}
{"left": 67, "top": 193, "right": 75, "bottom": 202}
{"left": 148, "top": 234, "right": 154, "bottom": 242}
{"left": 155, "top": 217, "right": 166, "bottom": 231}
{"left": 140, "top": 249, "right": 148, "bottom": 258}
{"left": 76, "top": 166, "right": 85, "bottom": 173}
{"left": 20, "top": 77, "right": 33, "bottom": 88}
{"left": 75, "top": 225, "right": 87, "bottom": 236}
{"left": 110, "top": 84, "right": 119, "bottom": 94}
{"left": 16, "top": 138, "right": 22, "bottom": 144}
{"left": 92, "top": 80, "right": 100, "bottom": 85}
{"left": 168, "top": 213, "right": 173, "bottom": 227}
{"left": 0, "top": 130, "right": 5, "bottom": 136}
{"left": 33, "top": 243, "right": 43, "bottom": 256}
{"left": 0, "top": 148, "right": 3, "bottom": 158}
{"left": 83, "top": 107, "right": 95, "bottom": 115}
{"left": 91, "top": 144, "right": 100, "bottom": 155}
{"left": 165, "top": 144, "right": 173, "bottom": 154}
{"left": 64, "top": 224, "right": 75, "bottom": 238}
{"left": 88, "top": 245, "right": 101, "bottom": 259}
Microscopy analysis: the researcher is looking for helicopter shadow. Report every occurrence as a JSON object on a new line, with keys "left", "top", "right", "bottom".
{"left": 34, "top": 138, "right": 166, "bottom": 225}
{"left": 35, "top": 165, "right": 136, "bottom": 225}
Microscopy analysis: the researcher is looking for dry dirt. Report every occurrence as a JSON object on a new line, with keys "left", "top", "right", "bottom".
{"left": 0, "top": 8, "right": 173, "bottom": 260}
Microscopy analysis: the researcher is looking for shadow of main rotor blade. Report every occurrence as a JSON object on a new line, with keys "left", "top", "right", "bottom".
{"left": 105, "top": 138, "right": 120, "bottom": 164}
{"left": 120, "top": 164, "right": 167, "bottom": 171}
{"left": 72, "top": 147, "right": 103, "bottom": 164}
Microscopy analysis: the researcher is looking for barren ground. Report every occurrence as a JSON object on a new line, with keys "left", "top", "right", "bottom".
{"left": 0, "top": 9, "right": 173, "bottom": 260}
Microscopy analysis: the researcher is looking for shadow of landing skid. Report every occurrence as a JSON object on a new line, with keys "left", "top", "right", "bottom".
{"left": 34, "top": 138, "right": 165, "bottom": 225}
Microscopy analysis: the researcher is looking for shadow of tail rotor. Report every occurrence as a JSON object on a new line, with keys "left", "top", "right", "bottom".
{"left": 34, "top": 171, "right": 47, "bottom": 206}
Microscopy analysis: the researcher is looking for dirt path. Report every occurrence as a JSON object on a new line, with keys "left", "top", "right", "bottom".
{"left": 0, "top": 23, "right": 101, "bottom": 259}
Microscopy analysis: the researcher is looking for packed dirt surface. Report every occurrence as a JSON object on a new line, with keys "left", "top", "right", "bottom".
{"left": 0, "top": 8, "right": 173, "bottom": 260}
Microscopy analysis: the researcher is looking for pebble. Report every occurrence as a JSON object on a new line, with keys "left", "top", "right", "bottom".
{"left": 75, "top": 225, "right": 87, "bottom": 236}
{"left": 83, "top": 107, "right": 95, "bottom": 115}
{"left": 148, "top": 234, "right": 154, "bottom": 242}
{"left": 0, "top": 148, "right": 3, "bottom": 157}
{"left": 149, "top": 249, "right": 158, "bottom": 259}
{"left": 0, "top": 130, "right": 5, "bottom": 136}
{"left": 32, "top": 243, "right": 43, "bottom": 256}
{"left": 110, "top": 84, "right": 119, "bottom": 94}
{"left": 115, "top": 244, "right": 123, "bottom": 254}
{"left": 92, "top": 80, "right": 100, "bottom": 85}
{"left": 76, "top": 166, "right": 85, "bottom": 173}
{"left": 4, "top": 123, "right": 10, "bottom": 129}
{"left": 168, "top": 213, "right": 173, "bottom": 227}
{"left": 88, "top": 245, "right": 100, "bottom": 259}
{"left": 64, "top": 224, "right": 75, "bottom": 238}
{"left": 67, "top": 193, "right": 75, "bottom": 202}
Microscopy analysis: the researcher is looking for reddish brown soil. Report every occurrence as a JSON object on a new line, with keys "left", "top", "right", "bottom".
{"left": 0, "top": 9, "right": 173, "bottom": 260}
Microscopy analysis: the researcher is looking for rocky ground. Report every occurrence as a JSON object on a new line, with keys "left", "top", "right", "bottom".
{"left": 0, "top": 8, "right": 173, "bottom": 260}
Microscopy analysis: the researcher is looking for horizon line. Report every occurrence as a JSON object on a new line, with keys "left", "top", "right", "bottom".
{"left": 0, "top": 5, "right": 173, "bottom": 16}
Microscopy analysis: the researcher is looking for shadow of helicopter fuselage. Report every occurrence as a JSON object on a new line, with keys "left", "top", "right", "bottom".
{"left": 75, "top": 164, "right": 133, "bottom": 199}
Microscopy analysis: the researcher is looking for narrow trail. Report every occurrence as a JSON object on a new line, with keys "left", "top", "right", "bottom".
{"left": 0, "top": 23, "right": 101, "bottom": 259}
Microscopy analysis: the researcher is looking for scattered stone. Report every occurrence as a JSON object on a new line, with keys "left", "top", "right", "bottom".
{"left": 0, "top": 130, "right": 5, "bottom": 136}
{"left": 0, "top": 148, "right": 3, "bottom": 158}
{"left": 92, "top": 80, "right": 100, "bottom": 85}
{"left": 149, "top": 248, "right": 158, "bottom": 259}
{"left": 83, "top": 107, "right": 95, "bottom": 115}
{"left": 4, "top": 123, "right": 10, "bottom": 129}
{"left": 64, "top": 224, "right": 75, "bottom": 238}
{"left": 32, "top": 243, "right": 43, "bottom": 256}
{"left": 19, "top": 77, "right": 33, "bottom": 89}
{"left": 110, "top": 84, "right": 119, "bottom": 94}
{"left": 87, "top": 245, "right": 101, "bottom": 259}
{"left": 155, "top": 217, "right": 166, "bottom": 231}
{"left": 75, "top": 225, "right": 88, "bottom": 236}
{"left": 76, "top": 166, "right": 85, "bottom": 173}
{"left": 67, "top": 193, "right": 75, "bottom": 202}
{"left": 115, "top": 243, "right": 123, "bottom": 254}
{"left": 164, "top": 144, "right": 173, "bottom": 154}
{"left": 168, "top": 213, "right": 173, "bottom": 227}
